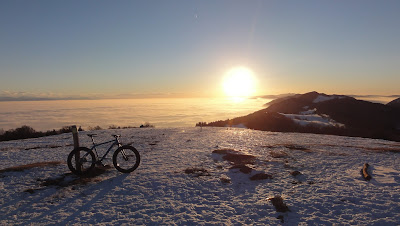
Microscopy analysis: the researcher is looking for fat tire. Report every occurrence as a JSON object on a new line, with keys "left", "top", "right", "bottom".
{"left": 67, "top": 147, "right": 96, "bottom": 175}
{"left": 113, "top": 145, "right": 140, "bottom": 173}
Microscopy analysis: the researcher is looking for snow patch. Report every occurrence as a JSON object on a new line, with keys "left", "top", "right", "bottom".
{"left": 300, "top": 108, "right": 317, "bottom": 115}
{"left": 281, "top": 113, "right": 345, "bottom": 128}
{"left": 313, "top": 95, "right": 345, "bottom": 103}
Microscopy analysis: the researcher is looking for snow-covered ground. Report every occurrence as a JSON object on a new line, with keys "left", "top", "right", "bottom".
{"left": 1, "top": 127, "right": 400, "bottom": 225}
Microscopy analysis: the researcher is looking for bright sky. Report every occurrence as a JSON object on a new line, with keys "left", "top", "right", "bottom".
{"left": 1, "top": 1, "right": 399, "bottom": 100}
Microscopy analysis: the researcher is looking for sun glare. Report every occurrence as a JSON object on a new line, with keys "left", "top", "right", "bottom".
{"left": 222, "top": 67, "right": 256, "bottom": 98}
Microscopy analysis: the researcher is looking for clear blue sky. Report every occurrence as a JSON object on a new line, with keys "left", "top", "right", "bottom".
{"left": 1, "top": 0, "right": 399, "bottom": 99}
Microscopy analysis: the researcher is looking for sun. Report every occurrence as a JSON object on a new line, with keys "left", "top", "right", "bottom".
{"left": 222, "top": 66, "right": 256, "bottom": 98}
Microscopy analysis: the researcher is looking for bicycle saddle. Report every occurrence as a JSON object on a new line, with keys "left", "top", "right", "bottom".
{"left": 112, "top": 134, "right": 121, "bottom": 138}
{"left": 87, "top": 134, "right": 97, "bottom": 137}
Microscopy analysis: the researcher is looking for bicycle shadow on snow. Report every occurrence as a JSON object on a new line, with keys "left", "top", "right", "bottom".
{"left": 59, "top": 173, "right": 131, "bottom": 224}
{"left": 24, "top": 172, "right": 130, "bottom": 224}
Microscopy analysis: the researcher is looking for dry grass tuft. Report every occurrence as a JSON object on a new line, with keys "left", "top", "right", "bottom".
{"left": 0, "top": 161, "right": 63, "bottom": 173}
{"left": 184, "top": 167, "right": 210, "bottom": 177}
{"left": 268, "top": 195, "right": 290, "bottom": 212}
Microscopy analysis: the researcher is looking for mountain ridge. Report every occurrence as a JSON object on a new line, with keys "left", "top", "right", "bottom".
{"left": 201, "top": 91, "right": 400, "bottom": 141}
{"left": 387, "top": 97, "right": 400, "bottom": 109}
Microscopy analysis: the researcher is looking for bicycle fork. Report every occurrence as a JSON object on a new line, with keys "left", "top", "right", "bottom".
{"left": 116, "top": 137, "right": 129, "bottom": 161}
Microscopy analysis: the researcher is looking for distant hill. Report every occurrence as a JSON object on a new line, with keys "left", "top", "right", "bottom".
{"left": 202, "top": 91, "right": 400, "bottom": 141}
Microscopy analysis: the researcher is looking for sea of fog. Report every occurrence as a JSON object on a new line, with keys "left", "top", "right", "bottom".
{"left": 0, "top": 98, "right": 270, "bottom": 131}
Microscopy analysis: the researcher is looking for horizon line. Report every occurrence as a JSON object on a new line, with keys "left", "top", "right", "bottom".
{"left": 0, "top": 92, "right": 399, "bottom": 103}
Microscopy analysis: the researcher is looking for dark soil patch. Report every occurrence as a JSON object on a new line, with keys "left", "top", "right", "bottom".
{"left": 22, "top": 166, "right": 112, "bottom": 194}
{"left": 250, "top": 173, "right": 273, "bottom": 180}
{"left": 220, "top": 177, "right": 231, "bottom": 183}
{"left": 38, "top": 166, "right": 111, "bottom": 189}
{"left": 212, "top": 148, "right": 239, "bottom": 155}
{"left": 213, "top": 148, "right": 275, "bottom": 182}
{"left": 326, "top": 152, "right": 348, "bottom": 156}
{"left": 184, "top": 167, "right": 210, "bottom": 177}
{"left": 40, "top": 174, "right": 71, "bottom": 187}
{"left": 213, "top": 148, "right": 256, "bottom": 165}
{"left": 277, "top": 215, "right": 285, "bottom": 223}
{"left": 25, "top": 145, "right": 63, "bottom": 150}
{"left": 262, "top": 144, "right": 312, "bottom": 153}
{"left": 290, "top": 171, "right": 302, "bottom": 176}
{"left": 83, "top": 165, "right": 112, "bottom": 178}
{"left": 364, "top": 147, "right": 400, "bottom": 153}
{"left": 260, "top": 145, "right": 275, "bottom": 149}
{"left": 0, "top": 161, "right": 63, "bottom": 173}
{"left": 284, "top": 144, "right": 312, "bottom": 152}
{"left": 223, "top": 153, "right": 256, "bottom": 165}
{"left": 268, "top": 195, "right": 290, "bottom": 212}
{"left": 270, "top": 151, "right": 288, "bottom": 158}
{"left": 230, "top": 164, "right": 253, "bottom": 174}
{"left": 24, "top": 188, "right": 36, "bottom": 194}
{"left": 39, "top": 173, "right": 101, "bottom": 188}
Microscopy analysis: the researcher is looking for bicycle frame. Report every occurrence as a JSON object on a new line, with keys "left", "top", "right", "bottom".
{"left": 83, "top": 136, "right": 122, "bottom": 163}
{"left": 68, "top": 133, "right": 140, "bottom": 175}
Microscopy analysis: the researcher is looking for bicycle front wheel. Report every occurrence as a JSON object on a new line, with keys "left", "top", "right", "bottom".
{"left": 67, "top": 147, "right": 96, "bottom": 175}
{"left": 113, "top": 145, "right": 140, "bottom": 173}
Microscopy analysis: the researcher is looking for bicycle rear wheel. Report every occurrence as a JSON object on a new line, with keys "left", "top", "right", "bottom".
{"left": 67, "top": 147, "right": 96, "bottom": 175}
{"left": 112, "top": 145, "right": 140, "bottom": 173}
